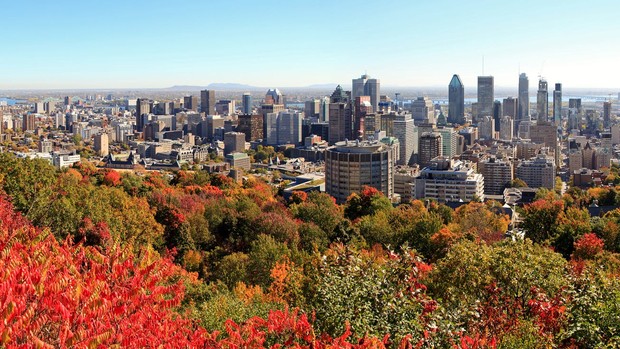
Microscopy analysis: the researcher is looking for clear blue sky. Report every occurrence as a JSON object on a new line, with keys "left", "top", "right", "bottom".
{"left": 1, "top": 0, "right": 619, "bottom": 89}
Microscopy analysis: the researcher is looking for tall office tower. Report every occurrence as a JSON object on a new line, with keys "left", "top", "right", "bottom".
{"left": 503, "top": 97, "right": 518, "bottom": 119}
{"left": 64, "top": 96, "right": 72, "bottom": 106}
{"left": 320, "top": 97, "right": 330, "bottom": 122}
{"left": 200, "top": 90, "right": 216, "bottom": 115}
{"left": 22, "top": 114, "right": 36, "bottom": 132}
{"left": 236, "top": 114, "right": 263, "bottom": 141}
{"left": 265, "top": 88, "right": 283, "bottom": 105}
{"left": 328, "top": 85, "right": 353, "bottom": 144}
{"left": 493, "top": 100, "right": 502, "bottom": 132}
{"left": 436, "top": 127, "right": 458, "bottom": 158}
{"left": 518, "top": 73, "right": 530, "bottom": 127}
{"left": 354, "top": 96, "right": 372, "bottom": 140}
{"left": 33, "top": 102, "right": 45, "bottom": 114}
{"left": 393, "top": 113, "right": 416, "bottom": 165}
{"left": 478, "top": 115, "right": 496, "bottom": 140}
{"left": 411, "top": 97, "right": 435, "bottom": 124}
{"left": 553, "top": 83, "right": 562, "bottom": 127}
{"left": 136, "top": 98, "right": 152, "bottom": 132}
{"left": 418, "top": 132, "right": 442, "bottom": 168}
{"left": 276, "top": 110, "right": 303, "bottom": 145}
{"left": 184, "top": 95, "right": 198, "bottom": 112}
{"left": 325, "top": 140, "right": 395, "bottom": 204}
{"left": 603, "top": 101, "right": 612, "bottom": 129}
{"left": 537, "top": 79, "right": 549, "bottom": 122}
{"left": 448, "top": 74, "right": 465, "bottom": 124}
{"left": 94, "top": 133, "right": 109, "bottom": 157}
{"left": 499, "top": 116, "right": 514, "bottom": 141}
{"left": 242, "top": 93, "right": 252, "bottom": 115}
{"left": 476, "top": 76, "right": 494, "bottom": 120}
{"left": 224, "top": 132, "right": 246, "bottom": 155}
{"left": 352, "top": 74, "right": 380, "bottom": 112}
{"left": 304, "top": 99, "right": 320, "bottom": 120}
{"left": 569, "top": 98, "right": 582, "bottom": 113}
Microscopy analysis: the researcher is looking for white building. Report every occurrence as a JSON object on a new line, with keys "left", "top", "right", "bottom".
{"left": 516, "top": 153, "right": 555, "bottom": 189}
{"left": 413, "top": 157, "right": 484, "bottom": 202}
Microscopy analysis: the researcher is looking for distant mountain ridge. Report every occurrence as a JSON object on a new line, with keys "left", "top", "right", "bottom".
{"left": 165, "top": 83, "right": 341, "bottom": 91}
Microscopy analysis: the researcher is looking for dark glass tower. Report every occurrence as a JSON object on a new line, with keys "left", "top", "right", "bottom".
{"left": 242, "top": 93, "right": 252, "bottom": 115}
{"left": 448, "top": 74, "right": 465, "bottom": 125}
{"left": 518, "top": 73, "right": 530, "bottom": 130}
{"left": 537, "top": 79, "right": 548, "bottom": 122}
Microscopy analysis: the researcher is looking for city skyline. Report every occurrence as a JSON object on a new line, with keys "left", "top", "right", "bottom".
{"left": 2, "top": 0, "right": 620, "bottom": 89}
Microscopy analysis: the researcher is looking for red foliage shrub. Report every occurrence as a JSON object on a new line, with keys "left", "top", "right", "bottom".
{"left": 102, "top": 170, "right": 122, "bottom": 186}
{"left": 572, "top": 233, "right": 605, "bottom": 260}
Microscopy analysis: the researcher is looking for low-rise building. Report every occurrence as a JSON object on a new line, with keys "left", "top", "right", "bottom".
{"left": 413, "top": 157, "right": 484, "bottom": 202}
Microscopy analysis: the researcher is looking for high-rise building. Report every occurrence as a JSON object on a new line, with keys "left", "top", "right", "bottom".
{"left": 242, "top": 93, "right": 252, "bottom": 115}
{"left": 64, "top": 96, "right": 72, "bottom": 106}
{"left": 448, "top": 74, "right": 465, "bottom": 124}
{"left": 236, "top": 114, "right": 263, "bottom": 141}
{"left": 136, "top": 98, "right": 152, "bottom": 132}
{"left": 276, "top": 110, "right": 303, "bottom": 145}
{"left": 502, "top": 97, "right": 518, "bottom": 119}
{"left": 478, "top": 115, "right": 495, "bottom": 140}
{"left": 184, "top": 95, "right": 198, "bottom": 112}
{"left": 201, "top": 90, "right": 216, "bottom": 115}
{"left": 22, "top": 114, "right": 36, "bottom": 131}
{"left": 265, "top": 88, "right": 283, "bottom": 105}
{"left": 352, "top": 74, "right": 380, "bottom": 112}
{"left": 537, "top": 79, "right": 549, "bottom": 122}
{"left": 493, "top": 100, "right": 502, "bottom": 132}
{"left": 603, "top": 101, "right": 612, "bottom": 129}
{"left": 94, "top": 133, "right": 109, "bottom": 157}
{"left": 325, "top": 139, "right": 396, "bottom": 203}
{"left": 518, "top": 73, "right": 530, "bottom": 128}
{"left": 553, "top": 83, "right": 562, "bottom": 127}
{"left": 305, "top": 99, "right": 320, "bottom": 120}
{"left": 215, "top": 99, "right": 235, "bottom": 116}
{"left": 392, "top": 112, "right": 416, "bottom": 165}
{"left": 418, "top": 132, "right": 442, "bottom": 168}
{"left": 499, "top": 116, "right": 513, "bottom": 141}
{"left": 328, "top": 85, "right": 353, "bottom": 144}
{"left": 411, "top": 97, "right": 435, "bottom": 124}
{"left": 476, "top": 76, "right": 494, "bottom": 120}
{"left": 354, "top": 96, "right": 372, "bottom": 140}
{"left": 478, "top": 156, "right": 513, "bottom": 195}
{"left": 224, "top": 132, "right": 246, "bottom": 155}
{"left": 436, "top": 127, "right": 458, "bottom": 158}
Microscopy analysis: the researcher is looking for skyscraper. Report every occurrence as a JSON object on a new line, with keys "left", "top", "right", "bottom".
{"left": 518, "top": 73, "right": 530, "bottom": 127}
{"left": 553, "top": 83, "right": 562, "bottom": 127}
{"left": 352, "top": 74, "right": 380, "bottom": 112}
{"left": 200, "top": 90, "right": 216, "bottom": 115}
{"left": 136, "top": 98, "right": 152, "bottom": 132}
{"left": 328, "top": 85, "right": 353, "bottom": 144}
{"left": 242, "top": 93, "right": 252, "bottom": 115}
{"left": 184, "top": 95, "right": 198, "bottom": 112}
{"left": 604, "top": 101, "right": 612, "bottom": 129}
{"left": 537, "top": 79, "right": 548, "bottom": 122}
{"left": 392, "top": 113, "right": 416, "bottom": 165}
{"left": 419, "top": 132, "right": 442, "bottom": 168}
{"left": 448, "top": 74, "right": 465, "bottom": 124}
{"left": 476, "top": 76, "right": 494, "bottom": 121}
